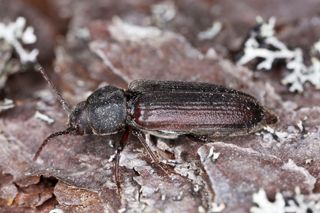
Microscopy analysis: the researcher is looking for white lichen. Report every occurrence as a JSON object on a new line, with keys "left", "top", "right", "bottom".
{"left": 257, "top": 126, "right": 292, "bottom": 143}
{"left": 282, "top": 54, "right": 320, "bottom": 92}
{"left": 207, "top": 146, "right": 220, "bottom": 163}
{"left": 161, "top": 194, "right": 166, "bottom": 201}
{"left": 210, "top": 202, "right": 226, "bottom": 213}
{"left": 205, "top": 48, "right": 218, "bottom": 59}
{"left": 238, "top": 17, "right": 294, "bottom": 70}
{"left": 118, "top": 208, "right": 126, "bottom": 213}
{"left": 108, "top": 140, "right": 115, "bottom": 148}
{"left": 151, "top": 1, "right": 176, "bottom": 24}
{"left": 251, "top": 188, "right": 320, "bottom": 213}
{"left": 296, "top": 120, "right": 304, "bottom": 132}
{"left": 305, "top": 159, "right": 313, "bottom": 165}
{"left": 0, "top": 98, "right": 15, "bottom": 112}
{"left": 34, "top": 111, "right": 55, "bottom": 125}
{"left": 49, "top": 209, "right": 64, "bottom": 213}
{"left": 198, "top": 206, "right": 206, "bottom": 213}
{"left": 198, "top": 203, "right": 226, "bottom": 213}
{"left": 74, "top": 27, "right": 91, "bottom": 40}
{"left": 108, "top": 17, "right": 163, "bottom": 43}
{"left": 107, "top": 151, "right": 117, "bottom": 162}
{"left": 197, "top": 21, "right": 222, "bottom": 41}
{"left": 238, "top": 17, "right": 320, "bottom": 92}
{"left": 173, "top": 191, "right": 184, "bottom": 201}
{"left": 0, "top": 17, "right": 38, "bottom": 63}
{"left": 313, "top": 39, "right": 320, "bottom": 54}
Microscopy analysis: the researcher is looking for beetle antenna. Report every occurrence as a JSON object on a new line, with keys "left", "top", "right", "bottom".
{"left": 35, "top": 64, "right": 71, "bottom": 114}
{"left": 33, "top": 127, "right": 76, "bottom": 161}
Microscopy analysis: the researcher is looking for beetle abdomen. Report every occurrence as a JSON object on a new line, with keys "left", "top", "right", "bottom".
{"left": 130, "top": 91, "right": 268, "bottom": 137}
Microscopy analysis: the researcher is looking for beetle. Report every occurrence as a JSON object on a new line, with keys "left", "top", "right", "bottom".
{"left": 34, "top": 65, "right": 277, "bottom": 189}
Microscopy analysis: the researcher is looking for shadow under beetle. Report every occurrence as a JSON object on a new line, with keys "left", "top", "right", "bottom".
{"left": 34, "top": 65, "right": 278, "bottom": 189}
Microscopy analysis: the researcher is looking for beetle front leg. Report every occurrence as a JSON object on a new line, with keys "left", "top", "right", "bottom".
{"left": 114, "top": 126, "right": 131, "bottom": 194}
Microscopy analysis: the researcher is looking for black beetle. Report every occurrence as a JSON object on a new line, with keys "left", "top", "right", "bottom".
{"left": 65, "top": 80, "right": 277, "bottom": 138}
{"left": 34, "top": 65, "right": 277, "bottom": 188}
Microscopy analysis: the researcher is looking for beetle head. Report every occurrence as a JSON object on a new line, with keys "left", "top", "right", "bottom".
{"left": 69, "top": 101, "right": 93, "bottom": 135}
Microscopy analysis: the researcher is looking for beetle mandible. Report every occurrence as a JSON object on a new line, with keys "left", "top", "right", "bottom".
{"left": 34, "top": 65, "right": 277, "bottom": 188}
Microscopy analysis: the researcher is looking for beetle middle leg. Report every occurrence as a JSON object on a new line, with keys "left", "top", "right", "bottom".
{"left": 133, "top": 130, "right": 173, "bottom": 176}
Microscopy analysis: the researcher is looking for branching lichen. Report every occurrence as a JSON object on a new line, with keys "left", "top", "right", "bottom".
{"left": 238, "top": 17, "right": 295, "bottom": 70}
{"left": 0, "top": 17, "right": 38, "bottom": 63}
{"left": 281, "top": 47, "right": 320, "bottom": 92}
{"left": 0, "top": 17, "right": 39, "bottom": 89}
{"left": 238, "top": 17, "right": 320, "bottom": 92}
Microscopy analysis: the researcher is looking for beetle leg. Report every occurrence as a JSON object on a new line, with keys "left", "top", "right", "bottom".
{"left": 133, "top": 130, "right": 172, "bottom": 176}
{"left": 114, "top": 126, "right": 131, "bottom": 194}
{"left": 145, "top": 134, "right": 175, "bottom": 162}
{"left": 145, "top": 133, "right": 162, "bottom": 159}
{"left": 134, "top": 130, "right": 159, "bottom": 163}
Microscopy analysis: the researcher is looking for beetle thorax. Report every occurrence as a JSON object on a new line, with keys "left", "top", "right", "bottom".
{"left": 69, "top": 86, "right": 127, "bottom": 135}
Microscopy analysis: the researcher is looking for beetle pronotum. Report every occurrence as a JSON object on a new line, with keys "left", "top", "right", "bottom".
{"left": 34, "top": 65, "right": 277, "bottom": 190}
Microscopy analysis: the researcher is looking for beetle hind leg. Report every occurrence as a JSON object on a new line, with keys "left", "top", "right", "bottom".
{"left": 134, "top": 130, "right": 160, "bottom": 163}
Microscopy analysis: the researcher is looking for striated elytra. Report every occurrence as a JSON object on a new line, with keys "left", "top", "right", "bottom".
{"left": 68, "top": 80, "right": 277, "bottom": 139}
